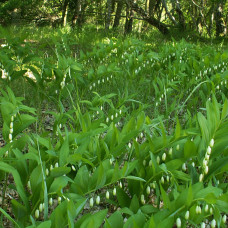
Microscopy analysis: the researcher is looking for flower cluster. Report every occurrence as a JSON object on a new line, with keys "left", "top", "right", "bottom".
{"left": 200, "top": 138, "right": 214, "bottom": 182}
{"left": 60, "top": 74, "right": 67, "bottom": 89}
{"left": 9, "top": 115, "right": 15, "bottom": 143}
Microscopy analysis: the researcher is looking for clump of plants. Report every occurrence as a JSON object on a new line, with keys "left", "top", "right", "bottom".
{"left": 0, "top": 27, "right": 227, "bottom": 227}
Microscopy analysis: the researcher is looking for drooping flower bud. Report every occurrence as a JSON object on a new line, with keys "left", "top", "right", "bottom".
{"left": 96, "top": 196, "right": 100, "bottom": 205}
{"left": 46, "top": 168, "right": 49, "bottom": 176}
{"left": 156, "top": 156, "right": 160, "bottom": 164}
{"left": 222, "top": 214, "right": 226, "bottom": 224}
{"left": 182, "top": 163, "right": 187, "bottom": 172}
{"left": 141, "top": 194, "right": 145, "bottom": 204}
{"left": 149, "top": 160, "right": 152, "bottom": 167}
{"left": 113, "top": 188, "right": 116, "bottom": 196}
{"left": 146, "top": 186, "right": 150, "bottom": 195}
{"left": 119, "top": 182, "right": 122, "bottom": 188}
{"left": 185, "top": 210, "right": 189, "bottom": 220}
{"left": 71, "top": 165, "right": 76, "bottom": 171}
{"left": 106, "top": 191, "right": 110, "bottom": 199}
{"left": 128, "top": 142, "right": 131, "bottom": 148}
{"left": 199, "top": 174, "right": 204, "bottom": 182}
{"left": 206, "top": 146, "right": 211, "bottom": 155}
{"left": 55, "top": 162, "right": 59, "bottom": 168}
{"left": 205, "top": 204, "right": 209, "bottom": 213}
{"left": 196, "top": 206, "right": 199, "bottom": 214}
{"left": 10, "top": 122, "right": 13, "bottom": 129}
{"left": 161, "top": 176, "right": 165, "bottom": 184}
{"left": 210, "top": 207, "right": 213, "bottom": 214}
{"left": 49, "top": 197, "right": 53, "bottom": 206}
{"left": 89, "top": 197, "right": 94, "bottom": 207}
{"left": 204, "top": 166, "right": 209, "bottom": 174}
{"left": 27, "top": 180, "right": 31, "bottom": 190}
{"left": 209, "top": 139, "right": 214, "bottom": 148}
{"left": 39, "top": 203, "right": 43, "bottom": 212}
{"left": 176, "top": 218, "right": 181, "bottom": 228}
{"left": 168, "top": 147, "right": 172, "bottom": 156}
{"left": 198, "top": 206, "right": 202, "bottom": 214}
{"left": 205, "top": 154, "right": 210, "bottom": 160}
{"left": 203, "top": 159, "right": 208, "bottom": 167}
{"left": 211, "top": 219, "right": 216, "bottom": 228}
{"left": 162, "top": 153, "right": 166, "bottom": 161}
{"left": 201, "top": 222, "right": 206, "bottom": 228}
{"left": 58, "top": 196, "right": 61, "bottom": 204}
{"left": 176, "top": 144, "right": 180, "bottom": 151}
{"left": 35, "top": 209, "right": 39, "bottom": 219}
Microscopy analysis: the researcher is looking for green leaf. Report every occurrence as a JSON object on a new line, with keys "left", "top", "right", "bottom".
{"left": 0, "top": 207, "right": 20, "bottom": 228}
{"left": 197, "top": 112, "right": 209, "bottom": 143}
{"left": 172, "top": 170, "right": 191, "bottom": 181}
{"left": 184, "top": 140, "right": 197, "bottom": 159}
{"left": 13, "top": 114, "right": 36, "bottom": 136}
{"left": 11, "top": 199, "right": 28, "bottom": 220}
{"left": 175, "top": 117, "right": 181, "bottom": 139}
{"left": 75, "top": 198, "right": 87, "bottom": 217}
{"left": 80, "top": 209, "right": 108, "bottom": 228}
{"left": 104, "top": 211, "right": 124, "bottom": 228}
{"left": 0, "top": 162, "right": 29, "bottom": 209}
{"left": 50, "top": 201, "right": 68, "bottom": 227}
{"left": 216, "top": 194, "right": 228, "bottom": 213}
{"left": 141, "top": 205, "right": 158, "bottom": 214}
{"left": 125, "top": 176, "right": 146, "bottom": 182}
{"left": 37, "top": 221, "right": 51, "bottom": 228}
{"left": 221, "top": 99, "right": 228, "bottom": 120}
{"left": 129, "top": 195, "right": 140, "bottom": 214}
{"left": 117, "top": 187, "right": 131, "bottom": 208}
{"left": 49, "top": 176, "right": 71, "bottom": 193}
{"left": 195, "top": 185, "right": 222, "bottom": 199}
{"left": 123, "top": 212, "right": 146, "bottom": 228}
{"left": 59, "top": 135, "right": 69, "bottom": 167}
{"left": 50, "top": 167, "right": 71, "bottom": 178}
{"left": 160, "top": 184, "right": 171, "bottom": 210}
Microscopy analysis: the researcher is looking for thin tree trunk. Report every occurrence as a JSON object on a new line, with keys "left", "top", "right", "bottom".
{"left": 62, "top": 0, "right": 69, "bottom": 27}
{"left": 106, "top": 0, "right": 112, "bottom": 30}
{"left": 175, "top": 0, "right": 185, "bottom": 30}
{"left": 113, "top": 0, "right": 124, "bottom": 28}
{"left": 215, "top": 3, "right": 226, "bottom": 37}
{"left": 128, "top": 1, "right": 169, "bottom": 35}
{"left": 72, "top": 0, "right": 80, "bottom": 27}
{"left": 162, "top": 0, "right": 177, "bottom": 25}
{"left": 149, "top": 0, "right": 156, "bottom": 17}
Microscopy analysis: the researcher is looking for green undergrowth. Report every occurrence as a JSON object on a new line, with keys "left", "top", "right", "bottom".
{"left": 0, "top": 26, "right": 228, "bottom": 228}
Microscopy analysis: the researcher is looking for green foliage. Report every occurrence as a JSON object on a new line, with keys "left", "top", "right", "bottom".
{"left": 0, "top": 27, "right": 228, "bottom": 227}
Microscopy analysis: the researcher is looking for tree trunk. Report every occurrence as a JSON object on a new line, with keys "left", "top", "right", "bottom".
{"left": 215, "top": 3, "right": 226, "bottom": 37}
{"left": 175, "top": 0, "right": 185, "bottom": 30}
{"left": 72, "top": 0, "right": 80, "bottom": 27}
{"left": 149, "top": 0, "right": 156, "bottom": 17}
{"left": 113, "top": 0, "right": 124, "bottom": 28}
{"left": 128, "top": 1, "right": 169, "bottom": 35}
{"left": 162, "top": 0, "right": 177, "bottom": 26}
{"left": 77, "top": 0, "right": 87, "bottom": 28}
{"left": 106, "top": 0, "right": 112, "bottom": 30}
{"left": 62, "top": 0, "right": 69, "bottom": 27}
